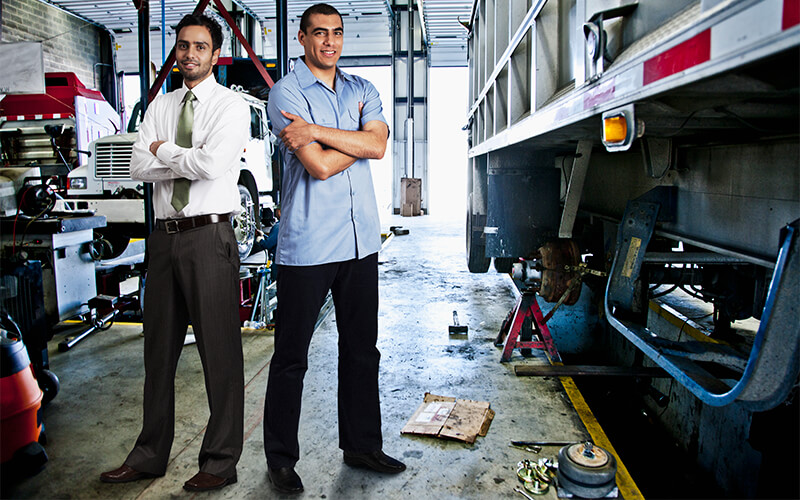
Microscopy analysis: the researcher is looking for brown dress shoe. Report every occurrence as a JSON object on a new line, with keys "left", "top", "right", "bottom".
{"left": 100, "top": 464, "right": 159, "bottom": 483}
{"left": 183, "top": 471, "right": 237, "bottom": 492}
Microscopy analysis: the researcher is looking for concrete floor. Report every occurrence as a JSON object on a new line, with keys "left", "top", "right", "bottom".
{"left": 8, "top": 214, "right": 601, "bottom": 499}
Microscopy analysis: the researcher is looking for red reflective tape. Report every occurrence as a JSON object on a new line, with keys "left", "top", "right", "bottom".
{"left": 217, "top": 57, "right": 234, "bottom": 66}
{"left": 643, "top": 29, "right": 711, "bottom": 86}
{"left": 8, "top": 113, "right": 72, "bottom": 121}
{"left": 784, "top": 0, "right": 800, "bottom": 29}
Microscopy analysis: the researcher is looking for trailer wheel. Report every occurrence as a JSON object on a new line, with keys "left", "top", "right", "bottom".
{"left": 232, "top": 183, "right": 257, "bottom": 260}
{"left": 467, "top": 194, "right": 490, "bottom": 273}
{"left": 494, "top": 257, "right": 513, "bottom": 273}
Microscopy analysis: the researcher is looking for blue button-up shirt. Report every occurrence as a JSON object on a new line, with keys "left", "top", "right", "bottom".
{"left": 268, "top": 58, "right": 387, "bottom": 266}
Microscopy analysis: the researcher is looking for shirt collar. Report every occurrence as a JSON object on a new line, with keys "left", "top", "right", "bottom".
{"left": 294, "top": 57, "right": 355, "bottom": 90}
{"left": 182, "top": 74, "right": 217, "bottom": 103}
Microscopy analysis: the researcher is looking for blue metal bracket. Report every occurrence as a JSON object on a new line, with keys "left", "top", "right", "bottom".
{"left": 607, "top": 199, "right": 660, "bottom": 311}
{"left": 605, "top": 213, "right": 800, "bottom": 410}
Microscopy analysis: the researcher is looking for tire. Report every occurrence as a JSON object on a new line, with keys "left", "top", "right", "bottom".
{"left": 232, "top": 183, "right": 257, "bottom": 260}
{"left": 39, "top": 369, "right": 60, "bottom": 406}
{"left": 494, "top": 257, "right": 513, "bottom": 273}
{"left": 93, "top": 230, "right": 130, "bottom": 260}
{"left": 467, "top": 194, "right": 490, "bottom": 273}
{"left": 557, "top": 469, "right": 616, "bottom": 499}
{"left": 558, "top": 444, "right": 618, "bottom": 485}
{"left": 102, "top": 233, "right": 130, "bottom": 260}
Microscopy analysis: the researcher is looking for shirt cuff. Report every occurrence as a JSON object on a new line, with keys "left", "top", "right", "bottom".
{"left": 155, "top": 141, "right": 181, "bottom": 164}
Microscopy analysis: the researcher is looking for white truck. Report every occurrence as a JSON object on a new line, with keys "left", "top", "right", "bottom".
{"left": 60, "top": 88, "right": 276, "bottom": 259}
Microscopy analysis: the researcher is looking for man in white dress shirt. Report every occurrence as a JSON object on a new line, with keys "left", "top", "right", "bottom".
{"left": 99, "top": 14, "right": 247, "bottom": 492}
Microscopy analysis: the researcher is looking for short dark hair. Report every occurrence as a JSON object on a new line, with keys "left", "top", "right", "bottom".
{"left": 300, "top": 4, "right": 344, "bottom": 33}
{"left": 175, "top": 14, "right": 223, "bottom": 52}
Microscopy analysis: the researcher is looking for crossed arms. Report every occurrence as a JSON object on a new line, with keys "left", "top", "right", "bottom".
{"left": 130, "top": 96, "right": 249, "bottom": 182}
{"left": 277, "top": 106, "right": 389, "bottom": 181}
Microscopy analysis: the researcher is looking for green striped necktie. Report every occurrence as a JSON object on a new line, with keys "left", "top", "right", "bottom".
{"left": 171, "top": 90, "right": 196, "bottom": 212}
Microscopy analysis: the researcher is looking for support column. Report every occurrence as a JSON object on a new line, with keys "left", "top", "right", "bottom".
{"left": 391, "top": 0, "right": 429, "bottom": 215}
{"left": 134, "top": 0, "right": 154, "bottom": 235}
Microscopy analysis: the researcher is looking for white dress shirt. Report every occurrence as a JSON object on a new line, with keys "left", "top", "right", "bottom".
{"left": 130, "top": 75, "right": 249, "bottom": 219}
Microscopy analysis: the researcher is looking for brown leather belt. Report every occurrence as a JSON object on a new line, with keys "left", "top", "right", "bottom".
{"left": 156, "top": 213, "right": 231, "bottom": 234}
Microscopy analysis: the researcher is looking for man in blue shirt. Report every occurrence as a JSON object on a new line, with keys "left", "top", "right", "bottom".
{"left": 263, "top": 3, "right": 405, "bottom": 494}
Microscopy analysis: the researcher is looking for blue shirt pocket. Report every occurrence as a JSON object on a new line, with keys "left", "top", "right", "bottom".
{"left": 312, "top": 108, "right": 337, "bottom": 128}
{"left": 345, "top": 106, "right": 361, "bottom": 131}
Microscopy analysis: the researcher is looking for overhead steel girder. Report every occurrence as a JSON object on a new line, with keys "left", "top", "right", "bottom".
{"left": 143, "top": 0, "right": 275, "bottom": 105}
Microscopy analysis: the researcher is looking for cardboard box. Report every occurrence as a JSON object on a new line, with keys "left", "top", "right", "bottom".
{"left": 400, "top": 177, "right": 421, "bottom": 216}
{"left": 401, "top": 393, "right": 494, "bottom": 443}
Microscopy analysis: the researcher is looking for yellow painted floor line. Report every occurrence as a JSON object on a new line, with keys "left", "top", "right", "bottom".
{"left": 557, "top": 370, "right": 645, "bottom": 500}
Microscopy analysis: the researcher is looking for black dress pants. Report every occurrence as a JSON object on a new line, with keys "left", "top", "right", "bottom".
{"left": 264, "top": 253, "right": 382, "bottom": 468}
{"left": 125, "top": 221, "right": 244, "bottom": 478}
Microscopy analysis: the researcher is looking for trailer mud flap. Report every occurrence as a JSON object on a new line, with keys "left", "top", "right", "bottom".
{"left": 605, "top": 206, "right": 800, "bottom": 410}
{"left": 486, "top": 166, "right": 559, "bottom": 259}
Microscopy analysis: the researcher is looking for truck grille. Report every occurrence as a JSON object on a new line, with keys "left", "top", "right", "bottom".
{"left": 95, "top": 142, "right": 133, "bottom": 178}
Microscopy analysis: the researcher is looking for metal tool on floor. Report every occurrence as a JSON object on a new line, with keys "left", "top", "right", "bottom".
{"left": 512, "top": 440, "right": 579, "bottom": 448}
{"left": 510, "top": 443, "right": 542, "bottom": 453}
{"left": 514, "top": 486, "right": 536, "bottom": 500}
{"left": 516, "top": 458, "right": 553, "bottom": 495}
{"left": 449, "top": 311, "right": 468, "bottom": 335}
{"left": 58, "top": 292, "right": 139, "bottom": 352}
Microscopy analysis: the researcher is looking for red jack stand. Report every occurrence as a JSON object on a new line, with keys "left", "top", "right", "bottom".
{"left": 495, "top": 291, "right": 562, "bottom": 363}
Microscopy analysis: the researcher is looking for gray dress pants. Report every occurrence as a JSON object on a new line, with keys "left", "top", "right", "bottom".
{"left": 125, "top": 220, "right": 243, "bottom": 479}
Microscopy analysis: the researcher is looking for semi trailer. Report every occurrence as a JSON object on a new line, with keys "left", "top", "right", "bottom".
{"left": 466, "top": 0, "right": 799, "bottom": 411}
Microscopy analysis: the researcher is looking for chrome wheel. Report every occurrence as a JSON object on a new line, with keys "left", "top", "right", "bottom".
{"left": 232, "top": 184, "right": 256, "bottom": 259}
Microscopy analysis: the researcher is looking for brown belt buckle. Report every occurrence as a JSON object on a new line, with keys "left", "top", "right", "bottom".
{"left": 165, "top": 219, "right": 180, "bottom": 234}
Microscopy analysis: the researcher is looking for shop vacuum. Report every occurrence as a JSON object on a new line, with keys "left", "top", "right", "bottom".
{"left": 0, "top": 315, "right": 48, "bottom": 480}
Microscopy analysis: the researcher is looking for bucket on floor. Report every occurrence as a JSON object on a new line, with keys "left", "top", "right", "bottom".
{"left": 0, "top": 322, "right": 48, "bottom": 476}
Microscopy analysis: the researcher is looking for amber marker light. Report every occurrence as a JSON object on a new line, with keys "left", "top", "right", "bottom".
{"left": 603, "top": 114, "right": 627, "bottom": 144}
{"left": 601, "top": 104, "right": 640, "bottom": 152}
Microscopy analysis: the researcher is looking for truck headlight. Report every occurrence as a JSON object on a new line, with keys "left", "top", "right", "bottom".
{"left": 68, "top": 177, "right": 87, "bottom": 190}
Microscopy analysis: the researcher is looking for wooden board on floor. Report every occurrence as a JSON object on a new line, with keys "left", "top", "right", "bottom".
{"left": 514, "top": 365, "right": 669, "bottom": 377}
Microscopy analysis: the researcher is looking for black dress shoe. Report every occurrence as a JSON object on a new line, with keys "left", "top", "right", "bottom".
{"left": 343, "top": 450, "right": 406, "bottom": 474}
{"left": 183, "top": 471, "right": 237, "bottom": 492}
{"left": 268, "top": 466, "right": 304, "bottom": 494}
{"left": 100, "top": 464, "right": 160, "bottom": 483}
